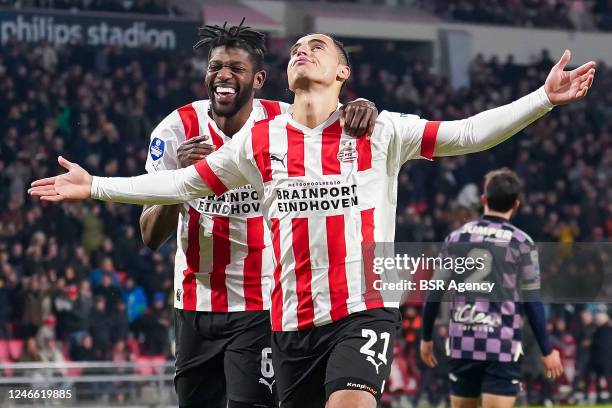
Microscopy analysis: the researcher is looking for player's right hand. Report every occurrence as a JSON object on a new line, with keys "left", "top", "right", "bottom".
{"left": 420, "top": 340, "right": 438, "bottom": 368}
{"left": 541, "top": 349, "right": 564, "bottom": 379}
{"left": 177, "top": 135, "right": 216, "bottom": 167}
{"left": 28, "top": 156, "right": 93, "bottom": 201}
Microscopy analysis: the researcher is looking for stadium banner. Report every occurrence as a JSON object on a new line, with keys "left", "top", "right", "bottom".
{"left": 0, "top": 8, "right": 200, "bottom": 52}
{"left": 360, "top": 242, "right": 612, "bottom": 304}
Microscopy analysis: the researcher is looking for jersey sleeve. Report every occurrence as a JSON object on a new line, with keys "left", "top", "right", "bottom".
{"left": 384, "top": 86, "right": 554, "bottom": 164}
{"left": 144, "top": 111, "right": 182, "bottom": 173}
{"left": 192, "top": 131, "right": 252, "bottom": 196}
{"left": 91, "top": 129, "right": 255, "bottom": 205}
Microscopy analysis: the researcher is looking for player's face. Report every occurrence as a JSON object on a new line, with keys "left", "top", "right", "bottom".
{"left": 205, "top": 46, "right": 265, "bottom": 117}
{"left": 287, "top": 34, "right": 350, "bottom": 91}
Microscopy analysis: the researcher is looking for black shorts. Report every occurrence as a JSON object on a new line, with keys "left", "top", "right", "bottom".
{"left": 448, "top": 358, "right": 521, "bottom": 398}
{"left": 271, "top": 307, "right": 401, "bottom": 408}
{"left": 174, "top": 309, "right": 275, "bottom": 407}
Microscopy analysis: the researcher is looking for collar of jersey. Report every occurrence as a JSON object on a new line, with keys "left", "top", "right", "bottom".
{"left": 285, "top": 102, "right": 343, "bottom": 134}
{"left": 481, "top": 214, "right": 509, "bottom": 223}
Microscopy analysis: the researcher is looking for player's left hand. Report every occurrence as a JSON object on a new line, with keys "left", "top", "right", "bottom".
{"left": 340, "top": 98, "right": 378, "bottom": 138}
{"left": 420, "top": 340, "right": 438, "bottom": 368}
{"left": 544, "top": 50, "right": 596, "bottom": 105}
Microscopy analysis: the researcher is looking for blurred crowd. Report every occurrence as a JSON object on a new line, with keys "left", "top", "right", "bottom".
{"left": 419, "top": 0, "right": 612, "bottom": 31}
{"left": 3, "top": 0, "right": 178, "bottom": 15}
{"left": 0, "top": 31, "right": 610, "bottom": 404}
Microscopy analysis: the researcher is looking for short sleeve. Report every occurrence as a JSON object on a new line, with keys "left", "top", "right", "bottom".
{"left": 145, "top": 111, "right": 182, "bottom": 173}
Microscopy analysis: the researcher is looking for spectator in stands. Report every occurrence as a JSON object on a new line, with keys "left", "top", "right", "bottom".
{"left": 133, "top": 292, "right": 171, "bottom": 356}
{"left": 89, "top": 295, "right": 113, "bottom": 360}
{"left": 93, "top": 272, "right": 122, "bottom": 309}
{"left": 53, "top": 284, "right": 89, "bottom": 345}
{"left": 122, "top": 276, "right": 147, "bottom": 323}
{"left": 40, "top": 336, "right": 68, "bottom": 378}
{"left": 111, "top": 339, "right": 135, "bottom": 403}
{"left": 19, "top": 275, "right": 45, "bottom": 338}
{"left": 573, "top": 309, "right": 596, "bottom": 402}
{"left": 110, "top": 299, "right": 130, "bottom": 344}
{"left": 588, "top": 310, "right": 610, "bottom": 403}
{"left": 89, "top": 256, "right": 120, "bottom": 287}
{"left": 19, "top": 337, "right": 43, "bottom": 363}
{"left": 0, "top": 274, "right": 11, "bottom": 339}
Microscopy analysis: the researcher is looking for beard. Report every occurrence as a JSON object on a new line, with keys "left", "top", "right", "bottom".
{"left": 208, "top": 80, "right": 254, "bottom": 118}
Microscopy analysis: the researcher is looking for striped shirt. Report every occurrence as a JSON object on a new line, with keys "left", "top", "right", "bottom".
{"left": 145, "top": 99, "right": 289, "bottom": 312}
{"left": 194, "top": 110, "right": 437, "bottom": 330}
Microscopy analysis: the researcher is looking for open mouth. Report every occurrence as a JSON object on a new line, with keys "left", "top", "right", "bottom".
{"left": 214, "top": 85, "right": 238, "bottom": 104}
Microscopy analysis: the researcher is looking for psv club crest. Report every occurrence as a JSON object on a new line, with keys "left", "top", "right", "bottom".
{"left": 337, "top": 141, "right": 358, "bottom": 163}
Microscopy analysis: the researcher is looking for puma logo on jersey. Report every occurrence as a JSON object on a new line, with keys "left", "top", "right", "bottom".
{"left": 366, "top": 356, "right": 384, "bottom": 374}
{"left": 270, "top": 153, "right": 287, "bottom": 168}
{"left": 259, "top": 378, "right": 275, "bottom": 393}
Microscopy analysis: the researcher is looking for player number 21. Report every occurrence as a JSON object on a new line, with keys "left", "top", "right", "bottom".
{"left": 360, "top": 329, "right": 390, "bottom": 364}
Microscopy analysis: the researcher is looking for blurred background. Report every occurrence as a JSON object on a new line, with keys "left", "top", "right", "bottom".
{"left": 0, "top": 0, "right": 611, "bottom": 406}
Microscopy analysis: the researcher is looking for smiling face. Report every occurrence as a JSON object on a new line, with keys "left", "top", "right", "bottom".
{"left": 205, "top": 46, "right": 266, "bottom": 117}
{"left": 287, "top": 34, "right": 350, "bottom": 92}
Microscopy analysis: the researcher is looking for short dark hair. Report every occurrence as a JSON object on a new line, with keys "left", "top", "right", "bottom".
{"left": 325, "top": 35, "right": 351, "bottom": 91}
{"left": 193, "top": 18, "right": 266, "bottom": 71}
{"left": 484, "top": 168, "right": 521, "bottom": 212}
{"left": 331, "top": 37, "right": 350, "bottom": 69}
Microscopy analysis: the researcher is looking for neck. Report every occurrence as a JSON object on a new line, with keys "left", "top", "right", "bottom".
{"left": 484, "top": 208, "right": 513, "bottom": 220}
{"left": 292, "top": 86, "right": 340, "bottom": 128}
{"left": 210, "top": 98, "right": 254, "bottom": 137}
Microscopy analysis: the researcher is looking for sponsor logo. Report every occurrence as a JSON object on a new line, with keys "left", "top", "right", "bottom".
{"left": 150, "top": 137, "right": 165, "bottom": 161}
{"left": 453, "top": 304, "right": 502, "bottom": 328}
{"left": 346, "top": 382, "right": 378, "bottom": 396}
{"left": 270, "top": 153, "right": 287, "bottom": 168}
{"left": 366, "top": 356, "right": 384, "bottom": 374}
{"left": 176, "top": 289, "right": 182, "bottom": 302}
{"left": 259, "top": 378, "right": 275, "bottom": 394}
{"left": 337, "top": 141, "right": 358, "bottom": 163}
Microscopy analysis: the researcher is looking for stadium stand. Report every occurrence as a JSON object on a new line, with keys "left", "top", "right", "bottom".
{"left": 0, "top": 15, "right": 610, "bottom": 405}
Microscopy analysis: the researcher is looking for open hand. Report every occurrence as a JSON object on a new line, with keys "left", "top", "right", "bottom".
{"left": 28, "top": 156, "right": 92, "bottom": 201}
{"left": 545, "top": 50, "right": 596, "bottom": 105}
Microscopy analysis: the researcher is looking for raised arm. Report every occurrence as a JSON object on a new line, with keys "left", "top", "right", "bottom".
{"left": 394, "top": 50, "right": 596, "bottom": 162}
{"left": 435, "top": 50, "right": 595, "bottom": 157}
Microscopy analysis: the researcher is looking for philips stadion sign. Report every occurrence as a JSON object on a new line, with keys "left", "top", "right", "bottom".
{"left": 0, "top": 8, "right": 199, "bottom": 52}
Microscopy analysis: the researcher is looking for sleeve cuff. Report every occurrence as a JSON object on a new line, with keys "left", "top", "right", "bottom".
{"left": 537, "top": 86, "right": 555, "bottom": 110}
{"left": 90, "top": 176, "right": 101, "bottom": 200}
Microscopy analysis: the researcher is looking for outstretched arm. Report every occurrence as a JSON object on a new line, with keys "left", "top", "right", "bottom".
{"left": 434, "top": 50, "right": 595, "bottom": 157}
{"left": 393, "top": 50, "right": 596, "bottom": 162}
{"left": 28, "top": 156, "right": 215, "bottom": 204}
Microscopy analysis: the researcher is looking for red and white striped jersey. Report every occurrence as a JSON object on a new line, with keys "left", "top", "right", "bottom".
{"left": 194, "top": 109, "right": 438, "bottom": 331}
{"left": 145, "top": 99, "right": 290, "bottom": 312}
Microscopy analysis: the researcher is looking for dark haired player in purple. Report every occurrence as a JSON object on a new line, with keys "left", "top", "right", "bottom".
{"left": 420, "top": 169, "right": 563, "bottom": 408}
